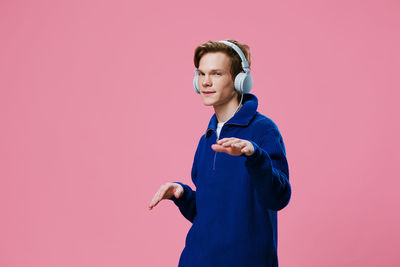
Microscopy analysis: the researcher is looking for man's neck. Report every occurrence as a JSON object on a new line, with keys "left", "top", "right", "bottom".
{"left": 213, "top": 96, "right": 242, "bottom": 123}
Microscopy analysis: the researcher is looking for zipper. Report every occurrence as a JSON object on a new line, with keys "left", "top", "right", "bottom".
{"left": 213, "top": 150, "right": 217, "bottom": 170}
{"left": 213, "top": 134, "right": 218, "bottom": 170}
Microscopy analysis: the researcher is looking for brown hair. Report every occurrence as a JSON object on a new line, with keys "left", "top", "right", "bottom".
{"left": 193, "top": 39, "right": 251, "bottom": 80}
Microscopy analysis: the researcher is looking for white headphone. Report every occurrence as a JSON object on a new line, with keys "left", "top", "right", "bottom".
{"left": 193, "top": 40, "right": 253, "bottom": 95}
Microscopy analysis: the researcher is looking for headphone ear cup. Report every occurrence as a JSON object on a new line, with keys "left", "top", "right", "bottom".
{"left": 234, "top": 73, "right": 246, "bottom": 94}
{"left": 242, "top": 74, "right": 253, "bottom": 94}
{"left": 193, "top": 69, "right": 200, "bottom": 94}
{"left": 234, "top": 73, "right": 253, "bottom": 94}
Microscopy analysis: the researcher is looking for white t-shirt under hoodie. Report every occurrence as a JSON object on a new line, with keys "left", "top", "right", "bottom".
{"left": 216, "top": 121, "right": 225, "bottom": 139}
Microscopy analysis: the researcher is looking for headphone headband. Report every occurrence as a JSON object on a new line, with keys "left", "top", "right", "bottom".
{"left": 217, "top": 40, "right": 250, "bottom": 71}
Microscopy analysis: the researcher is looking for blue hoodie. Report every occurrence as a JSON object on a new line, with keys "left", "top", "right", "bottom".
{"left": 169, "top": 93, "right": 291, "bottom": 267}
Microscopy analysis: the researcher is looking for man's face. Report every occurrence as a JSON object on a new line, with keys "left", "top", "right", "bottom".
{"left": 197, "top": 52, "right": 237, "bottom": 107}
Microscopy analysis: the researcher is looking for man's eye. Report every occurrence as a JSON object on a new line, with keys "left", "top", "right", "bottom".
{"left": 215, "top": 73, "right": 221, "bottom": 76}
{"left": 198, "top": 73, "right": 204, "bottom": 76}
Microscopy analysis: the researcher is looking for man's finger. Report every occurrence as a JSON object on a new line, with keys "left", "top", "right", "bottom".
{"left": 212, "top": 144, "right": 238, "bottom": 153}
{"left": 149, "top": 198, "right": 157, "bottom": 209}
{"left": 241, "top": 143, "right": 254, "bottom": 155}
{"left": 149, "top": 191, "right": 161, "bottom": 209}
{"left": 211, "top": 144, "right": 230, "bottom": 153}
{"left": 219, "top": 138, "right": 239, "bottom": 146}
{"left": 151, "top": 190, "right": 165, "bottom": 209}
{"left": 217, "top": 137, "right": 235, "bottom": 144}
{"left": 149, "top": 191, "right": 160, "bottom": 208}
{"left": 212, "top": 144, "right": 244, "bottom": 156}
{"left": 233, "top": 141, "right": 247, "bottom": 148}
{"left": 174, "top": 185, "right": 184, "bottom": 198}
{"left": 223, "top": 139, "right": 242, "bottom": 147}
{"left": 149, "top": 185, "right": 168, "bottom": 209}
{"left": 158, "top": 187, "right": 169, "bottom": 201}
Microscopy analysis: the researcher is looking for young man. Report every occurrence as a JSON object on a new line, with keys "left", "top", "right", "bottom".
{"left": 149, "top": 40, "right": 291, "bottom": 267}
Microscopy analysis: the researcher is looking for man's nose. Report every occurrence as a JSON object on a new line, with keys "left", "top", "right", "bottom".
{"left": 202, "top": 75, "right": 212, "bottom": 87}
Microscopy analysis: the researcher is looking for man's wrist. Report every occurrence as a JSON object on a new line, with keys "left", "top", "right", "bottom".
{"left": 169, "top": 182, "right": 187, "bottom": 201}
{"left": 244, "top": 140, "right": 268, "bottom": 166}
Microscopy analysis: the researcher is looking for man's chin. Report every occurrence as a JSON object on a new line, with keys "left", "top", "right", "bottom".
{"left": 200, "top": 98, "right": 216, "bottom": 106}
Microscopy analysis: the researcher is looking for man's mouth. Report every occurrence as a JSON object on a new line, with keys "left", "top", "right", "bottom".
{"left": 202, "top": 91, "right": 216, "bottom": 96}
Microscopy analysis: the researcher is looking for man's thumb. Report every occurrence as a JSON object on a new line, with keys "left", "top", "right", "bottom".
{"left": 174, "top": 185, "right": 184, "bottom": 199}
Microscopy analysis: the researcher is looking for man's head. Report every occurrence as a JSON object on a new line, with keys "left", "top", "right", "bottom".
{"left": 194, "top": 40, "right": 251, "bottom": 81}
{"left": 193, "top": 40, "right": 251, "bottom": 107}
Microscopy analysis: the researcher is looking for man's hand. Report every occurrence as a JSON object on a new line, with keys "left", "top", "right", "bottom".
{"left": 148, "top": 182, "right": 184, "bottom": 210}
{"left": 211, "top": 137, "right": 255, "bottom": 156}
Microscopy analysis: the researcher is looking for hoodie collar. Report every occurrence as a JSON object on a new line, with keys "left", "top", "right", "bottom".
{"left": 205, "top": 93, "right": 258, "bottom": 138}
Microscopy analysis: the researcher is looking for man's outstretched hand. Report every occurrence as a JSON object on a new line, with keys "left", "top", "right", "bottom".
{"left": 211, "top": 137, "right": 255, "bottom": 156}
{"left": 148, "top": 182, "right": 184, "bottom": 210}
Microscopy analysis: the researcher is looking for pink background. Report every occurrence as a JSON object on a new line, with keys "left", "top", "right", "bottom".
{"left": 1, "top": 0, "right": 399, "bottom": 266}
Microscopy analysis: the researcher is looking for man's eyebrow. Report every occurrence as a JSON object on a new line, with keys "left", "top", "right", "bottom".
{"left": 197, "top": 69, "right": 224, "bottom": 72}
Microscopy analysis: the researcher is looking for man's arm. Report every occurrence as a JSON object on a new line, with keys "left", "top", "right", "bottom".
{"left": 168, "top": 137, "right": 202, "bottom": 223}
{"left": 245, "top": 127, "right": 291, "bottom": 211}
{"left": 169, "top": 182, "right": 196, "bottom": 223}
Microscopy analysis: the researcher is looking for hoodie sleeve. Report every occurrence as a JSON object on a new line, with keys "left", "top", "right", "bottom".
{"left": 244, "top": 126, "right": 291, "bottom": 211}
{"left": 168, "top": 138, "right": 201, "bottom": 223}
